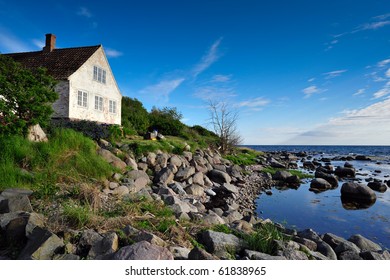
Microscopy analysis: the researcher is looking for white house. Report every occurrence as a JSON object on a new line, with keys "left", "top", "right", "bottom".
{"left": 5, "top": 34, "right": 122, "bottom": 125}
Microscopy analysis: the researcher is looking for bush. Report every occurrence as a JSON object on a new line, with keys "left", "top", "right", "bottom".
{"left": 148, "top": 107, "right": 185, "bottom": 136}
{"left": 121, "top": 97, "right": 150, "bottom": 135}
{"left": 0, "top": 55, "right": 58, "bottom": 136}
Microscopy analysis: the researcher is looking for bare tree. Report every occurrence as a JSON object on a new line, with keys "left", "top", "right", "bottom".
{"left": 208, "top": 100, "right": 243, "bottom": 154}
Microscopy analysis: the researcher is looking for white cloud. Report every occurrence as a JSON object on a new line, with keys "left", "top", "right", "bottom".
{"left": 377, "top": 58, "right": 390, "bottom": 67}
{"left": 139, "top": 78, "right": 185, "bottom": 102}
{"left": 360, "top": 21, "right": 390, "bottom": 30}
{"left": 353, "top": 88, "right": 365, "bottom": 96}
{"left": 374, "top": 13, "right": 390, "bottom": 20}
{"left": 105, "top": 48, "right": 123, "bottom": 58}
{"left": 237, "top": 97, "right": 270, "bottom": 111}
{"left": 302, "top": 85, "right": 321, "bottom": 98}
{"left": 308, "top": 78, "right": 315, "bottom": 82}
{"left": 286, "top": 98, "right": 390, "bottom": 145}
{"left": 373, "top": 81, "right": 390, "bottom": 99}
{"left": 192, "top": 38, "right": 222, "bottom": 78}
{"left": 0, "top": 32, "right": 29, "bottom": 53}
{"left": 194, "top": 85, "right": 236, "bottom": 101}
{"left": 32, "top": 39, "right": 44, "bottom": 49}
{"left": 211, "top": 74, "right": 231, "bottom": 83}
{"left": 323, "top": 69, "right": 347, "bottom": 79}
{"left": 77, "top": 7, "right": 92, "bottom": 18}
{"left": 386, "top": 68, "right": 390, "bottom": 78}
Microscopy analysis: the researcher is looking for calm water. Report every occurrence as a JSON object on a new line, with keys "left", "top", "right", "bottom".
{"left": 245, "top": 145, "right": 390, "bottom": 250}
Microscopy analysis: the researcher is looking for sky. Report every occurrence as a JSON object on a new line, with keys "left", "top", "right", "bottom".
{"left": 1, "top": 0, "right": 390, "bottom": 145}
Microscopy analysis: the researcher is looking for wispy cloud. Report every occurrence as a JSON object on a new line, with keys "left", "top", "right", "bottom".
{"left": 32, "top": 39, "right": 44, "bottom": 49}
{"left": 287, "top": 98, "right": 390, "bottom": 144}
{"left": 139, "top": 78, "right": 185, "bottom": 103}
{"left": 323, "top": 69, "right": 347, "bottom": 79}
{"left": 353, "top": 88, "right": 366, "bottom": 96}
{"left": 105, "top": 48, "right": 123, "bottom": 58}
{"left": 358, "top": 21, "right": 390, "bottom": 31}
{"left": 0, "top": 31, "right": 29, "bottom": 53}
{"left": 211, "top": 74, "right": 231, "bottom": 83}
{"left": 373, "top": 81, "right": 390, "bottom": 99}
{"left": 192, "top": 38, "right": 222, "bottom": 78}
{"left": 194, "top": 85, "right": 236, "bottom": 101}
{"left": 377, "top": 58, "right": 390, "bottom": 67}
{"left": 236, "top": 97, "right": 270, "bottom": 111}
{"left": 302, "top": 85, "right": 322, "bottom": 98}
{"left": 77, "top": 7, "right": 92, "bottom": 18}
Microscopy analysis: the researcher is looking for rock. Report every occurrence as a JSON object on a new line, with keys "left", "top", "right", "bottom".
{"left": 273, "top": 170, "right": 292, "bottom": 181}
{"left": 205, "top": 189, "right": 216, "bottom": 196}
{"left": 168, "top": 182, "right": 187, "bottom": 196}
{"left": 113, "top": 241, "right": 174, "bottom": 260}
{"left": 25, "top": 212, "right": 45, "bottom": 237}
{"left": 303, "top": 161, "right": 316, "bottom": 170}
{"left": 137, "top": 162, "right": 148, "bottom": 171}
{"left": 1, "top": 188, "right": 33, "bottom": 197}
{"left": 335, "top": 167, "right": 356, "bottom": 178}
{"left": 221, "top": 183, "right": 239, "bottom": 194}
{"left": 244, "top": 250, "right": 286, "bottom": 260}
{"left": 334, "top": 240, "right": 361, "bottom": 256}
{"left": 285, "top": 175, "right": 301, "bottom": 186}
{"left": 188, "top": 247, "right": 219, "bottom": 260}
{"left": 280, "top": 248, "right": 309, "bottom": 260}
{"left": 155, "top": 153, "right": 169, "bottom": 168}
{"left": 88, "top": 232, "right": 119, "bottom": 259}
{"left": 367, "top": 182, "right": 387, "bottom": 193}
{"left": 197, "top": 230, "right": 245, "bottom": 258}
{"left": 229, "top": 165, "right": 243, "bottom": 179}
{"left": 316, "top": 241, "right": 337, "bottom": 260}
{"left": 314, "top": 171, "right": 339, "bottom": 188}
{"left": 18, "top": 227, "right": 64, "bottom": 260}
{"left": 297, "top": 229, "right": 322, "bottom": 243}
{"left": 182, "top": 151, "right": 193, "bottom": 161}
{"left": 98, "top": 148, "right": 127, "bottom": 170}
{"left": 348, "top": 234, "right": 382, "bottom": 252}
{"left": 322, "top": 233, "right": 348, "bottom": 249}
{"left": 355, "top": 155, "right": 371, "bottom": 161}
{"left": 207, "top": 169, "right": 232, "bottom": 184}
{"left": 146, "top": 152, "right": 156, "bottom": 167}
{"left": 134, "top": 231, "right": 167, "bottom": 247}
{"left": 185, "top": 184, "right": 204, "bottom": 196}
{"left": 310, "top": 178, "right": 331, "bottom": 191}
{"left": 154, "top": 167, "right": 174, "bottom": 185}
{"left": 344, "top": 162, "right": 353, "bottom": 168}
{"left": 112, "top": 185, "right": 129, "bottom": 197}
{"left": 222, "top": 210, "right": 243, "bottom": 223}
{"left": 360, "top": 250, "right": 390, "bottom": 260}
{"left": 175, "top": 166, "right": 196, "bottom": 181}
{"left": 53, "top": 254, "right": 80, "bottom": 260}
{"left": 27, "top": 124, "right": 48, "bottom": 142}
{"left": 109, "top": 182, "right": 119, "bottom": 190}
{"left": 0, "top": 194, "right": 32, "bottom": 213}
{"left": 170, "top": 246, "right": 190, "bottom": 260}
{"left": 293, "top": 236, "right": 317, "bottom": 251}
{"left": 269, "top": 158, "right": 286, "bottom": 168}
{"left": 124, "top": 156, "right": 138, "bottom": 170}
{"left": 231, "top": 220, "right": 253, "bottom": 234}
{"left": 169, "top": 155, "right": 183, "bottom": 168}
{"left": 202, "top": 211, "right": 226, "bottom": 225}
{"left": 341, "top": 182, "right": 376, "bottom": 201}
{"left": 192, "top": 172, "right": 205, "bottom": 186}
{"left": 338, "top": 250, "right": 363, "bottom": 260}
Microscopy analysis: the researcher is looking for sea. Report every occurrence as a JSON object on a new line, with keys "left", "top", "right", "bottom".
{"left": 242, "top": 145, "right": 390, "bottom": 250}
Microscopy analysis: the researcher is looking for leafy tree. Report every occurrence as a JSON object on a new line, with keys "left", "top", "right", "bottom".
{"left": 0, "top": 55, "right": 58, "bottom": 136}
{"left": 121, "top": 97, "right": 149, "bottom": 135}
{"left": 148, "top": 106, "right": 185, "bottom": 136}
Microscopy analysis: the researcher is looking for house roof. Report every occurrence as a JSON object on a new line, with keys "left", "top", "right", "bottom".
{"left": 4, "top": 45, "right": 101, "bottom": 80}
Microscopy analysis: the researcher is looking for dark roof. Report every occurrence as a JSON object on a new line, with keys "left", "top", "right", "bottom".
{"left": 4, "top": 45, "right": 101, "bottom": 80}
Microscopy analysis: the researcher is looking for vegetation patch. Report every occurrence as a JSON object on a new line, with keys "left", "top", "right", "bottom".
{"left": 224, "top": 147, "right": 263, "bottom": 165}
{"left": 261, "top": 166, "right": 313, "bottom": 179}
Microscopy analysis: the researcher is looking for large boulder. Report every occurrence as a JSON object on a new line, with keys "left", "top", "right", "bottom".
{"left": 341, "top": 182, "right": 376, "bottom": 201}
{"left": 315, "top": 170, "right": 339, "bottom": 188}
{"left": 27, "top": 124, "right": 48, "bottom": 142}
{"left": 188, "top": 247, "right": 219, "bottom": 260}
{"left": 207, "top": 170, "right": 232, "bottom": 184}
{"left": 113, "top": 241, "right": 173, "bottom": 260}
{"left": 175, "top": 166, "right": 196, "bottom": 181}
{"left": 367, "top": 182, "right": 387, "bottom": 193}
{"left": 335, "top": 167, "right": 356, "bottom": 178}
{"left": 272, "top": 170, "right": 292, "bottom": 181}
{"left": 98, "top": 148, "right": 127, "bottom": 170}
{"left": 197, "top": 230, "right": 246, "bottom": 258}
{"left": 244, "top": 250, "right": 286, "bottom": 260}
{"left": 309, "top": 178, "right": 331, "bottom": 191}
{"left": 154, "top": 167, "right": 174, "bottom": 185}
{"left": 348, "top": 234, "right": 382, "bottom": 252}
{"left": 185, "top": 184, "right": 204, "bottom": 196}
{"left": 18, "top": 227, "right": 64, "bottom": 260}
{"left": 360, "top": 250, "right": 390, "bottom": 260}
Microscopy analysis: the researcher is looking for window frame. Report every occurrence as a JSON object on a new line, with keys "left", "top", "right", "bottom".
{"left": 77, "top": 90, "right": 88, "bottom": 108}
{"left": 93, "top": 66, "right": 107, "bottom": 84}
{"left": 94, "top": 95, "right": 103, "bottom": 111}
{"left": 109, "top": 99, "right": 117, "bottom": 114}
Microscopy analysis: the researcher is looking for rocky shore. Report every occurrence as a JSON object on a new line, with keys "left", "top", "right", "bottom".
{"left": 0, "top": 143, "right": 389, "bottom": 260}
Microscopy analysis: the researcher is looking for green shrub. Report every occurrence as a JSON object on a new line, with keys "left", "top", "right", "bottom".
{"left": 121, "top": 97, "right": 150, "bottom": 135}
{"left": 225, "top": 148, "right": 261, "bottom": 165}
{"left": 63, "top": 202, "right": 91, "bottom": 228}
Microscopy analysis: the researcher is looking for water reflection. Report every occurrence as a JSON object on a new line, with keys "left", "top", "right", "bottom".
{"left": 341, "top": 196, "right": 376, "bottom": 210}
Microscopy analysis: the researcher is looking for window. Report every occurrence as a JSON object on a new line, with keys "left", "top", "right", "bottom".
{"left": 77, "top": 90, "right": 88, "bottom": 107}
{"left": 109, "top": 100, "right": 117, "bottom": 114}
{"left": 94, "top": 96, "right": 103, "bottom": 111}
{"left": 93, "top": 66, "right": 107, "bottom": 84}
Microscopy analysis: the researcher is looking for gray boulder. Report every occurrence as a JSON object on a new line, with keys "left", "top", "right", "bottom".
{"left": 360, "top": 250, "right": 390, "bottom": 260}
{"left": 0, "top": 195, "right": 32, "bottom": 213}
{"left": 221, "top": 183, "right": 239, "bottom": 194}
{"left": 113, "top": 241, "right": 174, "bottom": 260}
{"left": 269, "top": 158, "right": 286, "bottom": 168}
{"left": 348, "top": 234, "right": 382, "bottom": 252}
{"left": 169, "top": 155, "right": 183, "bottom": 168}
{"left": 170, "top": 246, "right": 190, "bottom": 260}
{"left": 316, "top": 241, "right": 337, "bottom": 260}
{"left": 335, "top": 167, "right": 356, "bottom": 178}
{"left": 192, "top": 172, "right": 205, "bottom": 186}
{"left": 367, "top": 182, "right": 387, "bottom": 193}
{"left": 341, "top": 182, "right": 376, "bottom": 201}
{"left": 197, "top": 230, "right": 246, "bottom": 258}
{"left": 188, "top": 247, "right": 219, "bottom": 260}
{"left": 133, "top": 231, "right": 166, "bottom": 247}
{"left": 244, "top": 249, "right": 286, "bottom": 260}
{"left": 185, "top": 184, "right": 204, "bottom": 196}
{"left": 310, "top": 178, "right": 332, "bottom": 191}
{"left": 314, "top": 171, "right": 339, "bottom": 188}
{"left": 297, "top": 229, "right": 322, "bottom": 243}
{"left": 207, "top": 169, "right": 232, "bottom": 184}
{"left": 273, "top": 170, "right": 292, "bottom": 181}
{"left": 334, "top": 240, "right": 361, "bottom": 256}
{"left": 322, "top": 233, "right": 348, "bottom": 249}
{"left": 98, "top": 148, "right": 127, "bottom": 170}
{"left": 168, "top": 182, "right": 187, "bottom": 196}
{"left": 18, "top": 227, "right": 64, "bottom": 260}
{"left": 175, "top": 166, "right": 196, "bottom": 181}
{"left": 154, "top": 167, "right": 174, "bottom": 185}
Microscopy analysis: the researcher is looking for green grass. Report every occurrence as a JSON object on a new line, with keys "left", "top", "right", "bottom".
{"left": 224, "top": 148, "right": 263, "bottom": 165}
{"left": 261, "top": 166, "right": 313, "bottom": 179}
{"left": 0, "top": 128, "right": 114, "bottom": 196}
{"left": 62, "top": 201, "right": 92, "bottom": 228}
{"left": 243, "top": 222, "right": 289, "bottom": 255}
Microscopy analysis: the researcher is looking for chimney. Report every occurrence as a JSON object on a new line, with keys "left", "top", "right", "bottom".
{"left": 43, "top": 33, "right": 56, "bottom": 52}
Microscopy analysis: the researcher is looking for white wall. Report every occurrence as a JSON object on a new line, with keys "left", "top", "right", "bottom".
{"left": 67, "top": 47, "right": 122, "bottom": 125}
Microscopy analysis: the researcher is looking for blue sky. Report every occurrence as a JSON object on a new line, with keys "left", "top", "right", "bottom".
{"left": 1, "top": 0, "right": 390, "bottom": 145}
